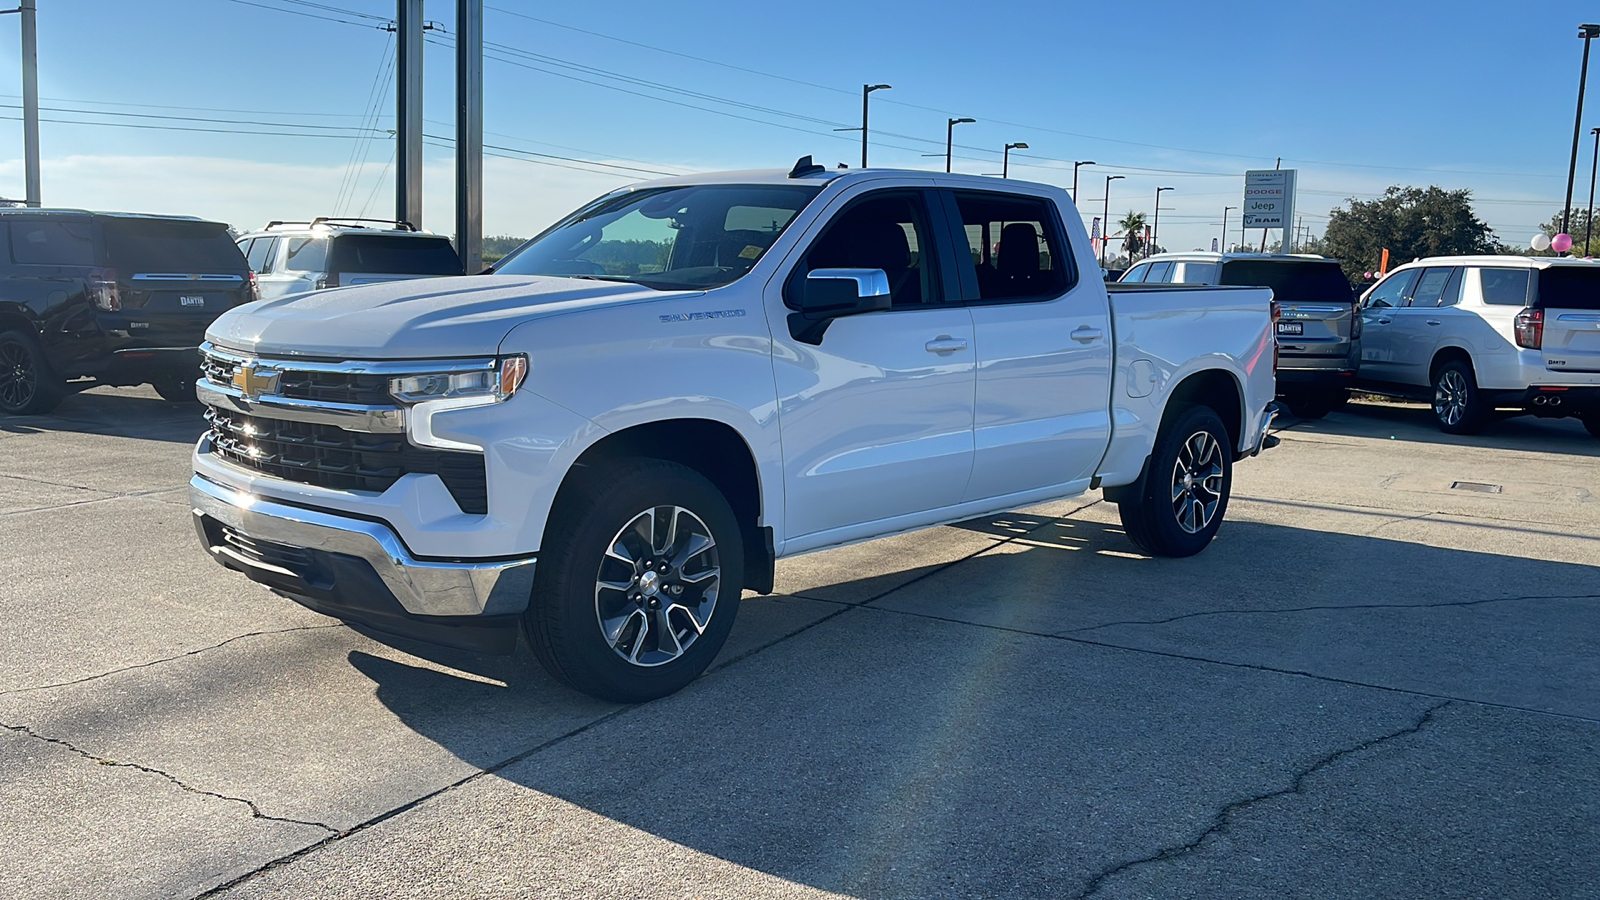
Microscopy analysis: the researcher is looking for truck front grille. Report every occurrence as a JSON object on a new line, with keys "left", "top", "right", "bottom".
{"left": 204, "top": 406, "right": 488, "bottom": 514}
{"left": 201, "top": 350, "right": 395, "bottom": 406}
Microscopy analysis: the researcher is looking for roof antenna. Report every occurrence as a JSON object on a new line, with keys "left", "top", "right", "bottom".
{"left": 789, "top": 155, "right": 826, "bottom": 178}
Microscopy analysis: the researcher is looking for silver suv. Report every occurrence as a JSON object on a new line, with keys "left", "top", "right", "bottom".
{"left": 1122, "top": 253, "right": 1359, "bottom": 418}
{"left": 234, "top": 218, "right": 463, "bottom": 302}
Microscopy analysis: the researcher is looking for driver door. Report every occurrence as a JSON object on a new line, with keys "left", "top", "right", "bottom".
{"left": 764, "top": 184, "right": 977, "bottom": 551}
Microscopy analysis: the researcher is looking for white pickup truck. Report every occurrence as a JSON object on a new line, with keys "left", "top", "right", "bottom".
{"left": 190, "top": 158, "right": 1279, "bottom": 702}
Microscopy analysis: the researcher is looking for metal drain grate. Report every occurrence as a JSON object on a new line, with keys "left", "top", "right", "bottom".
{"left": 1450, "top": 481, "right": 1503, "bottom": 493}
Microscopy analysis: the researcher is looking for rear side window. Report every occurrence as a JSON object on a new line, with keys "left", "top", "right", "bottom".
{"left": 1143, "top": 261, "right": 1173, "bottom": 283}
{"left": 1364, "top": 269, "right": 1418, "bottom": 309}
{"left": 1220, "top": 260, "right": 1354, "bottom": 304}
{"left": 1172, "top": 262, "right": 1220, "bottom": 283}
{"left": 949, "top": 191, "right": 1073, "bottom": 302}
{"left": 1478, "top": 268, "right": 1531, "bottom": 306}
{"left": 10, "top": 220, "right": 96, "bottom": 266}
{"left": 329, "top": 235, "right": 463, "bottom": 276}
{"left": 1409, "top": 267, "right": 1456, "bottom": 308}
{"left": 102, "top": 219, "right": 245, "bottom": 273}
{"left": 1535, "top": 266, "right": 1600, "bottom": 310}
{"left": 1120, "top": 263, "right": 1150, "bottom": 283}
{"left": 281, "top": 237, "right": 328, "bottom": 272}
{"left": 244, "top": 237, "right": 276, "bottom": 272}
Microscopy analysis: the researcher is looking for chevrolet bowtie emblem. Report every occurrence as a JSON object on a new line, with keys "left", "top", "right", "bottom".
{"left": 231, "top": 363, "right": 280, "bottom": 400}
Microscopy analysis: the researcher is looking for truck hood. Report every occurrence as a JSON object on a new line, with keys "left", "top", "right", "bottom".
{"left": 207, "top": 274, "right": 699, "bottom": 359}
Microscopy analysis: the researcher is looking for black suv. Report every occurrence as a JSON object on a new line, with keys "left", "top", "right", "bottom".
{"left": 0, "top": 209, "right": 253, "bottom": 414}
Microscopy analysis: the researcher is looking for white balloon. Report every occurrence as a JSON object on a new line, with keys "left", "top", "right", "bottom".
{"left": 1531, "top": 233, "right": 1553, "bottom": 251}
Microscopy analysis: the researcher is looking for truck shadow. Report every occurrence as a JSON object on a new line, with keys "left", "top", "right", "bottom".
{"left": 1290, "top": 398, "right": 1600, "bottom": 458}
{"left": 0, "top": 386, "right": 206, "bottom": 444}
{"left": 349, "top": 509, "right": 1600, "bottom": 898}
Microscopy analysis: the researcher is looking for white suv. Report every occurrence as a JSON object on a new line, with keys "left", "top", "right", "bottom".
{"left": 235, "top": 218, "right": 463, "bottom": 302}
{"left": 1356, "top": 255, "right": 1600, "bottom": 436}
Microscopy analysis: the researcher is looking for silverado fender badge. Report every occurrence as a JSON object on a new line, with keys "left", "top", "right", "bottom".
{"left": 232, "top": 363, "right": 282, "bottom": 400}
{"left": 659, "top": 309, "right": 747, "bottom": 323}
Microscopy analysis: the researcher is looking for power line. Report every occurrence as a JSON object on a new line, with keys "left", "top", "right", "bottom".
{"left": 0, "top": 112, "right": 385, "bottom": 140}
{"left": 223, "top": 0, "right": 390, "bottom": 29}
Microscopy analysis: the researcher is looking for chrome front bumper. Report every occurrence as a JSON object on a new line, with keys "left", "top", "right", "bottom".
{"left": 190, "top": 475, "right": 536, "bottom": 618}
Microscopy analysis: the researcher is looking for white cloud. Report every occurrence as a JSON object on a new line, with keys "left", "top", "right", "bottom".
{"left": 0, "top": 153, "right": 638, "bottom": 238}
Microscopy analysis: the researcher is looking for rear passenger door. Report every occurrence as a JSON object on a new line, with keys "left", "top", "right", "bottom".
{"left": 941, "top": 188, "right": 1112, "bottom": 503}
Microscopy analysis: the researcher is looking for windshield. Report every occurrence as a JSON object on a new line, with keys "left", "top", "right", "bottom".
{"left": 494, "top": 184, "right": 822, "bottom": 290}
{"left": 101, "top": 219, "right": 246, "bottom": 273}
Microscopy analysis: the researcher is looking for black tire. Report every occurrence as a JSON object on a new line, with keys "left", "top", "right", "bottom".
{"left": 1431, "top": 360, "right": 1488, "bottom": 435}
{"left": 1116, "top": 404, "right": 1233, "bottom": 558}
{"left": 0, "top": 328, "right": 62, "bottom": 416}
{"left": 1281, "top": 388, "right": 1343, "bottom": 420}
{"left": 525, "top": 459, "right": 744, "bottom": 703}
{"left": 152, "top": 376, "right": 199, "bottom": 404}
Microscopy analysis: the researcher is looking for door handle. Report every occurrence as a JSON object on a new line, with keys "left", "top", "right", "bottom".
{"left": 1426, "top": 319, "right": 1442, "bottom": 326}
{"left": 1376, "top": 317, "right": 1392, "bottom": 325}
{"left": 1070, "top": 326, "right": 1104, "bottom": 344}
{"left": 925, "top": 336, "right": 968, "bottom": 354}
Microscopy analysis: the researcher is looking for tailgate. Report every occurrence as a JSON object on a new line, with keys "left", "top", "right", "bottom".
{"left": 1274, "top": 299, "right": 1353, "bottom": 355}
{"left": 1536, "top": 267, "right": 1600, "bottom": 373}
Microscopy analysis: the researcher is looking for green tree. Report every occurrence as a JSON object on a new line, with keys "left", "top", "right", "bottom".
{"left": 1530, "top": 208, "right": 1598, "bottom": 256}
{"left": 1322, "top": 186, "right": 1499, "bottom": 282}
{"left": 1119, "top": 210, "right": 1147, "bottom": 260}
{"left": 482, "top": 234, "right": 527, "bottom": 265}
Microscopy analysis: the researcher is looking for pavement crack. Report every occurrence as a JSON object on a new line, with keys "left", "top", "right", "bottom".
{"left": 1365, "top": 509, "right": 1438, "bottom": 534}
{"left": 1056, "top": 592, "right": 1600, "bottom": 636}
{"left": 1067, "top": 701, "right": 1452, "bottom": 900}
{"left": 0, "top": 624, "right": 346, "bottom": 697}
{"left": 0, "top": 719, "right": 337, "bottom": 834}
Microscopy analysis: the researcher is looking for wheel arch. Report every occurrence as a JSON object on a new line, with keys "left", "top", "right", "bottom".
{"left": 560, "top": 417, "right": 773, "bottom": 594}
{"left": 1162, "top": 367, "right": 1244, "bottom": 453}
{"left": 0, "top": 305, "right": 41, "bottom": 336}
{"left": 1429, "top": 346, "right": 1474, "bottom": 381}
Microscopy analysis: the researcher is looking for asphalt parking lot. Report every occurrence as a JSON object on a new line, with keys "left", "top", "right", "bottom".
{"left": 1, "top": 388, "right": 1597, "bottom": 899}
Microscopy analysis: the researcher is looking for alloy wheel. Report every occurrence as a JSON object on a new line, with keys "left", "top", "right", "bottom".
{"left": 1434, "top": 370, "right": 1468, "bottom": 426}
{"left": 0, "top": 339, "right": 38, "bottom": 411}
{"left": 1170, "top": 430, "right": 1224, "bottom": 534}
{"left": 594, "top": 505, "right": 721, "bottom": 667}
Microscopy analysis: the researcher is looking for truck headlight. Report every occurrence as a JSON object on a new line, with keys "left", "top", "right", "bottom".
{"left": 391, "top": 355, "right": 528, "bottom": 452}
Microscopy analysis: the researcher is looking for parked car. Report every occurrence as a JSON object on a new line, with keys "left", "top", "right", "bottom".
{"left": 1121, "top": 252, "right": 1359, "bottom": 418}
{"left": 234, "top": 218, "right": 463, "bottom": 302}
{"left": 190, "top": 161, "right": 1279, "bottom": 702}
{"left": 1356, "top": 255, "right": 1600, "bottom": 436}
{"left": 0, "top": 209, "right": 253, "bottom": 414}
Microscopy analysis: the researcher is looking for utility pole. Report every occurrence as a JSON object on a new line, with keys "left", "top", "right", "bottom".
{"left": 396, "top": 0, "right": 424, "bottom": 228}
{"left": 1, "top": 0, "right": 42, "bottom": 206}
{"left": 456, "top": 0, "right": 483, "bottom": 274}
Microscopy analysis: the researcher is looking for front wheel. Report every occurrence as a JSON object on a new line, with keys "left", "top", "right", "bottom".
{"left": 1116, "top": 404, "right": 1233, "bottom": 558}
{"left": 0, "top": 329, "right": 62, "bottom": 416}
{"left": 525, "top": 459, "right": 744, "bottom": 703}
{"left": 1432, "top": 360, "right": 1487, "bottom": 435}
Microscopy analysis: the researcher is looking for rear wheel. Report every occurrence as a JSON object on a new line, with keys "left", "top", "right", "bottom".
{"left": 1116, "top": 404, "right": 1233, "bottom": 558}
{"left": 0, "top": 329, "right": 62, "bottom": 416}
{"left": 1432, "top": 360, "right": 1487, "bottom": 435}
{"left": 525, "top": 459, "right": 744, "bottom": 703}
{"left": 152, "top": 376, "right": 199, "bottom": 404}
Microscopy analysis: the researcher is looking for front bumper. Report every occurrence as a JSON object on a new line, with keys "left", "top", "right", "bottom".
{"left": 190, "top": 475, "right": 536, "bottom": 653}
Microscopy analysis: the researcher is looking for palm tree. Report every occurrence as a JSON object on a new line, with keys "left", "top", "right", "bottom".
{"left": 1119, "top": 211, "right": 1147, "bottom": 260}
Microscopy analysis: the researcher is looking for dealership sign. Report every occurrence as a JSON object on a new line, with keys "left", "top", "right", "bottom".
{"left": 1243, "top": 169, "right": 1296, "bottom": 229}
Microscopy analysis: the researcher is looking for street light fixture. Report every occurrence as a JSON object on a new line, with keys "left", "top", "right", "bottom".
{"left": 1222, "top": 206, "right": 1237, "bottom": 252}
{"left": 1101, "top": 174, "right": 1125, "bottom": 269}
{"left": 1152, "top": 187, "right": 1174, "bottom": 259}
{"left": 1002, "top": 142, "right": 1028, "bottom": 179}
{"left": 1072, "top": 161, "right": 1096, "bottom": 203}
{"left": 860, "top": 84, "right": 890, "bottom": 168}
{"left": 1563, "top": 24, "right": 1600, "bottom": 246}
{"left": 946, "top": 117, "right": 975, "bottom": 173}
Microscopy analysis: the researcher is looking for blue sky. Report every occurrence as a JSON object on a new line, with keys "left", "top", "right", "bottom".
{"left": 0, "top": 0, "right": 1588, "bottom": 253}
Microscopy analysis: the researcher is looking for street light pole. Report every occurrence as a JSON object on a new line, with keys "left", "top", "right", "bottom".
{"left": 1564, "top": 24, "right": 1600, "bottom": 241}
{"left": 1152, "top": 186, "right": 1173, "bottom": 259}
{"left": 1072, "top": 160, "right": 1096, "bottom": 203}
{"left": 1587, "top": 126, "right": 1599, "bottom": 255}
{"left": 1101, "top": 174, "right": 1124, "bottom": 269}
{"left": 861, "top": 84, "right": 890, "bottom": 168}
{"left": 946, "top": 117, "right": 975, "bottom": 173}
{"left": 1222, "top": 206, "right": 1236, "bottom": 252}
{"left": 1002, "top": 142, "right": 1028, "bottom": 179}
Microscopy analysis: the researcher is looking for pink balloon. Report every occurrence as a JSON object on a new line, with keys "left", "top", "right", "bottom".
{"left": 1553, "top": 233, "right": 1574, "bottom": 253}
{"left": 1364, "top": 271, "right": 1374, "bottom": 279}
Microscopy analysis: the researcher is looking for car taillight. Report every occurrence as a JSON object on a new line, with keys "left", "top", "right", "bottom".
{"left": 1514, "top": 307, "right": 1544, "bottom": 349}
{"left": 1269, "top": 300, "right": 1281, "bottom": 368}
{"left": 1270, "top": 300, "right": 1282, "bottom": 324}
{"left": 87, "top": 268, "right": 121, "bottom": 312}
{"left": 247, "top": 271, "right": 261, "bottom": 303}
{"left": 1349, "top": 306, "right": 1363, "bottom": 339}
{"left": 315, "top": 273, "right": 339, "bottom": 290}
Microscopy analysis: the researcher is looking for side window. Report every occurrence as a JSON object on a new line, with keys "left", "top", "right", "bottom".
{"left": 798, "top": 192, "right": 937, "bottom": 309}
{"left": 1144, "top": 261, "right": 1173, "bottom": 283}
{"left": 1173, "top": 262, "right": 1220, "bottom": 284}
{"left": 1409, "top": 267, "right": 1456, "bottom": 308}
{"left": 1121, "top": 263, "right": 1150, "bottom": 283}
{"left": 1438, "top": 267, "right": 1464, "bottom": 307}
{"left": 10, "top": 220, "right": 96, "bottom": 266}
{"left": 282, "top": 237, "right": 328, "bottom": 273}
{"left": 1364, "top": 269, "right": 1418, "bottom": 309}
{"left": 245, "top": 237, "right": 276, "bottom": 273}
{"left": 1478, "top": 267, "right": 1531, "bottom": 306}
{"left": 948, "top": 191, "right": 1073, "bottom": 302}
